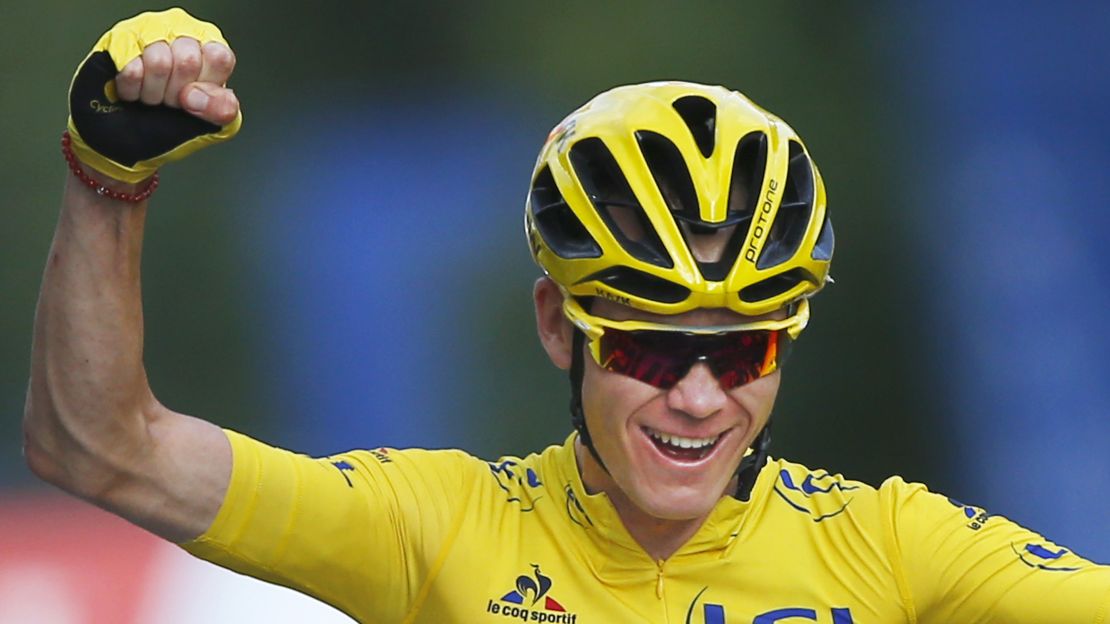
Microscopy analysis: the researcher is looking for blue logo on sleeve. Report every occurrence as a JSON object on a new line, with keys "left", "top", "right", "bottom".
{"left": 946, "top": 497, "right": 990, "bottom": 530}
{"left": 488, "top": 459, "right": 545, "bottom": 511}
{"left": 773, "top": 469, "right": 860, "bottom": 522}
{"left": 331, "top": 460, "right": 356, "bottom": 488}
{"left": 1013, "top": 542, "right": 1082, "bottom": 572}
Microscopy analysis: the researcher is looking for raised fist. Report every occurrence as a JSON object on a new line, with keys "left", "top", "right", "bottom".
{"left": 67, "top": 8, "right": 242, "bottom": 183}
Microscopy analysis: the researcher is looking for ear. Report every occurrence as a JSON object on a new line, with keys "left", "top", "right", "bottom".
{"left": 534, "top": 277, "right": 574, "bottom": 370}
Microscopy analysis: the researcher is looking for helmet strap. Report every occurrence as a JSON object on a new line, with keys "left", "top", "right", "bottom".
{"left": 569, "top": 327, "right": 609, "bottom": 474}
{"left": 734, "top": 422, "right": 771, "bottom": 501}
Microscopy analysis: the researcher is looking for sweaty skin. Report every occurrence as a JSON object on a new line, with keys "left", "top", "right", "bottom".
{"left": 533, "top": 277, "right": 782, "bottom": 561}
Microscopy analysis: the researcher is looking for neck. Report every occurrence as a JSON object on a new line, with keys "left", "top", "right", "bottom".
{"left": 574, "top": 438, "right": 733, "bottom": 561}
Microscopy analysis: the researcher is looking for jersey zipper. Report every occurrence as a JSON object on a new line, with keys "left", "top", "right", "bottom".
{"left": 655, "top": 559, "right": 665, "bottom": 599}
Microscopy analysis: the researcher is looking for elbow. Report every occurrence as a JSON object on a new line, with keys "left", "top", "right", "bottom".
{"left": 22, "top": 402, "right": 98, "bottom": 495}
{"left": 22, "top": 401, "right": 147, "bottom": 502}
{"left": 23, "top": 424, "right": 64, "bottom": 486}
{"left": 23, "top": 424, "right": 127, "bottom": 502}
{"left": 21, "top": 378, "right": 159, "bottom": 501}
{"left": 22, "top": 384, "right": 69, "bottom": 486}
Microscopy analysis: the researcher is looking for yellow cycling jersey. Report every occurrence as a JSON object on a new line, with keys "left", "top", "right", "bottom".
{"left": 182, "top": 430, "right": 1110, "bottom": 623}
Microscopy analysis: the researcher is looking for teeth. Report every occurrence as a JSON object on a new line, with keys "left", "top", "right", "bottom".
{"left": 647, "top": 428, "right": 719, "bottom": 449}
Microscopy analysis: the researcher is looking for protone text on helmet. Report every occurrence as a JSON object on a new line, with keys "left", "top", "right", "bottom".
{"left": 744, "top": 178, "right": 779, "bottom": 263}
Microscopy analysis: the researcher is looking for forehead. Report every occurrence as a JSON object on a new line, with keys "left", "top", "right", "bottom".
{"left": 590, "top": 297, "right": 788, "bottom": 327}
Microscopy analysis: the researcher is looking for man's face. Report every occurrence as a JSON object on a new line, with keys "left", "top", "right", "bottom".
{"left": 532, "top": 277, "right": 783, "bottom": 523}
{"left": 578, "top": 298, "right": 783, "bottom": 521}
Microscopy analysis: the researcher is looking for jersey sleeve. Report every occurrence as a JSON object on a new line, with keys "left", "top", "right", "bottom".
{"left": 881, "top": 476, "right": 1110, "bottom": 623}
{"left": 179, "top": 429, "right": 482, "bottom": 623}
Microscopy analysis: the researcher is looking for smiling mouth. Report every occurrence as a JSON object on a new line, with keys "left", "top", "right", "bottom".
{"left": 643, "top": 427, "right": 725, "bottom": 462}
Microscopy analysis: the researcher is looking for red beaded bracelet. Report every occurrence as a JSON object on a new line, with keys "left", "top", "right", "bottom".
{"left": 61, "top": 131, "right": 159, "bottom": 203}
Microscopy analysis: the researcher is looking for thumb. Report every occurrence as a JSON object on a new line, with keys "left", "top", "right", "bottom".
{"left": 180, "top": 82, "right": 240, "bottom": 126}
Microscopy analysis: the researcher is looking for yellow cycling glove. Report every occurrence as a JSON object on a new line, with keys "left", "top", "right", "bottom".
{"left": 66, "top": 8, "right": 242, "bottom": 183}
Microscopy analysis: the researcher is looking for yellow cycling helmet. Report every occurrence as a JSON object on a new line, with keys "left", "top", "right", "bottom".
{"left": 527, "top": 82, "right": 833, "bottom": 498}
{"left": 526, "top": 81, "right": 833, "bottom": 319}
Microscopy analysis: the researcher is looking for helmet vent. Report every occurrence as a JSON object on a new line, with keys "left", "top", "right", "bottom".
{"left": 812, "top": 211, "right": 834, "bottom": 261}
{"left": 728, "top": 132, "right": 767, "bottom": 223}
{"left": 756, "top": 141, "right": 814, "bottom": 270}
{"left": 738, "top": 268, "right": 811, "bottom": 303}
{"left": 678, "top": 131, "right": 769, "bottom": 282}
{"left": 529, "top": 166, "right": 602, "bottom": 259}
{"left": 671, "top": 95, "right": 717, "bottom": 158}
{"left": 635, "top": 130, "right": 700, "bottom": 225}
{"left": 580, "top": 266, "right": 690, "bottom": 304}
{"left": 570, "top": 138, "right": 673, "bottom": 268}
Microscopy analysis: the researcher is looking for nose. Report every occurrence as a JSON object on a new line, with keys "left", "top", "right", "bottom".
{"left": 666, "top": 361, "right": 728, "bottom": 419}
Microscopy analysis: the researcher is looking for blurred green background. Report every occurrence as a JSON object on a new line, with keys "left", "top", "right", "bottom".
{"left": 2, "top": 2, "right": 939, "bottom": 492}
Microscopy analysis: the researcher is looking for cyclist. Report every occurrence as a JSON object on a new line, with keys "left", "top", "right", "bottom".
{"left": 24, "top": 9, "right": 1110, "bottom": 623}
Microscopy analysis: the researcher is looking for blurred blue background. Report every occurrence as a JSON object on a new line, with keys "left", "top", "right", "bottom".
{"left": 2, "top": 0, "right": 1107, "bottom": 572}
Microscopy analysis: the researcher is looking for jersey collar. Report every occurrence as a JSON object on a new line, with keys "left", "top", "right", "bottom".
{"left": 547, "top": 432, "right": 775, "bottom": 571}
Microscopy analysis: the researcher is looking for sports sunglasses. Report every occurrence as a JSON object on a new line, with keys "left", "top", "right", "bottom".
{"left": 561, "top": 294, "right": 809, "bottom": 390}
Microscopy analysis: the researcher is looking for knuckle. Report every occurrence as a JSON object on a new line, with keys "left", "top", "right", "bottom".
{"left": 118, "top": 62, "right": 143, "bottom": 82}
{"left": 143, "top": 52, "right": 172, "bottom": 77}
{"left": 172, "top": 37, "right": 203, "bottom": 72}
{"left": 172, "top": 35, "right": 201, "bottom": 53}
{"left": 176, "top": 52, "right": 202, "bottom": 75}
{"left": 205, "top": 44, "right": 236, "bottom": 73}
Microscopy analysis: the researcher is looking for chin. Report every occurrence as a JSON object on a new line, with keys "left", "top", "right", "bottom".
{"left": 629, "top": 481, "right": 730, "bottom": 521}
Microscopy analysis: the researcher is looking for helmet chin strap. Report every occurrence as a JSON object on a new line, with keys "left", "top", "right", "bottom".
{"left": 569, "top": 328, "right": 608, "bottom": 473}
{"left": 734, "top": 423, "right": 771, "bottom": 501}
{"left": 568, "top": 324, "right": 771, "bottom": 500}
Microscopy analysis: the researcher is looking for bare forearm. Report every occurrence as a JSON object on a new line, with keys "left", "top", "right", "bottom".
{"left": 24, "top": 172, "right": 231, "bottom": 541}
{"left": 23, "top": 173, "right": 158, "bottom": 495}
{"left": 26, "top": 9, "right": 242, "bottom": 542}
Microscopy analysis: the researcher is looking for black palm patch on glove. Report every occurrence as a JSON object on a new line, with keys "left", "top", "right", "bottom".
{"left": 69, "top": 51, "right": 220, "bottom": 167}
